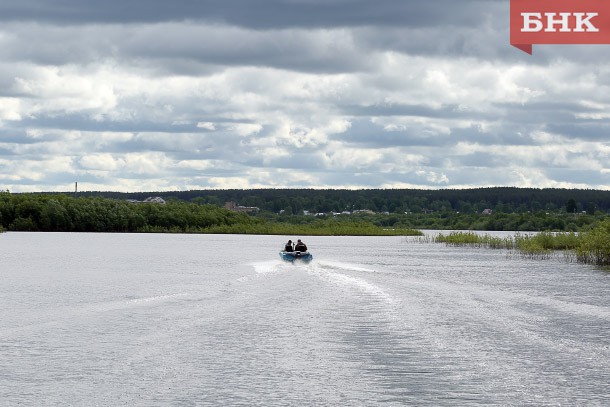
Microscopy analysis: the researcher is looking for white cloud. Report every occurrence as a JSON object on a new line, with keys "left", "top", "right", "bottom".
{"left": 79, "top": 153, "right": 125, "bottom": 171}
{"left": 176, "top": 159, "right": 216, "bottom": 171}
{"left": 416, "top": 170, "right": 449, "bottom": 184}
{"left": 228, "top": 123, "right": 263, "bottom": 137}
{"left": 196, "top": 122, "right": 216, "bottom": 130}
{"left": 14, "top": 66, "right": 118, "bottom": 115}
{"left": 0, "top": 97, "right": 21, "bottom": 120}
{"left": 0, "top": 156, "right": 74, "bottom": 183}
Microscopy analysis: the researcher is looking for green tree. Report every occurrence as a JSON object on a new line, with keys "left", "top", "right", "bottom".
{"left": 566, "top": 198, "right": 577, "bottom": 214}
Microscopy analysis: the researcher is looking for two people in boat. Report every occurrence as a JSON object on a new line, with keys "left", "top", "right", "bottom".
{"left": 284, "top": 239, "right": 307, "bottom": 252}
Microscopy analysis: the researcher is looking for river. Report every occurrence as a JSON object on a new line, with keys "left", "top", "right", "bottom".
{"left": 1, "top": 232, "right": 609, "bottom": 406}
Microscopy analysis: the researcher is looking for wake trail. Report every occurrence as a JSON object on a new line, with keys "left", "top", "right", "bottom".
{"left": 1, "top": 293, "right": 189, "bottom": 337}
{"left": 306, "top": 260, "right": 401, "bottom": 330}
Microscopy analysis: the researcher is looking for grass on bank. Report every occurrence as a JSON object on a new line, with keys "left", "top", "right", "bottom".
{"left": 574, "top": 220, "right": 610, "bottom": 266}
{"left": 432, "top": 231, "right": 514, "bottom": 249}
{"left": 139, "top": 220, "right": 423, "bottom": 236}
{"left": 433, "top": 219, "right": 610, "bottom": 266}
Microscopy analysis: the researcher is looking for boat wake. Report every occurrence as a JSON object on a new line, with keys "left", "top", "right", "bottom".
{"left": 309, "top": 261, "right": 395, "bottom": 305}
{"left": 1, "top": 293, "right": 189, "bottom": 337}
{"left": 249, "top": 260, "right": 286, "bottom": 275}
{"left": 314, "top": 260, "right": 377, "bottom": 274}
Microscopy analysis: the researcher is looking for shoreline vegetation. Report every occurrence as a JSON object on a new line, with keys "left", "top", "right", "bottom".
{"left": 431, "top": 220, "right": 610, "bottom": 266}
{"left": 2, "top": 190, "right": 608, "bottom": 232}
{"left": 1, "top": 192, "right": 608, "bottom": 266}
{"left": 0, "top": 193, "right": 421, "bottom": 236}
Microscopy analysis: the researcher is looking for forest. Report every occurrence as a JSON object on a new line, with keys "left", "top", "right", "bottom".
{"left": 1, "top": 188, "right": 608, "bottom": 233}
{"left": 73, "top": 187, "right": 610, "bottom": 215}
{"left": 0, "top": 192, "right": 417, "bottom": 235}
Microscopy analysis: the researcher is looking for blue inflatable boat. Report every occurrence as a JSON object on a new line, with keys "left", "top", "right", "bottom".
{"left": 279, "top": 250, "right": 313, "bottom": 263}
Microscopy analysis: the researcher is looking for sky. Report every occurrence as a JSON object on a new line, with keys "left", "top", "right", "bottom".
{"left": 0, "top": 0, "right": 609, "bottom": 192}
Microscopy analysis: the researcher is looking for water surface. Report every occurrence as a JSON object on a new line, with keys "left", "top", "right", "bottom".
{"left": 1, "top": 232, "right": 609, "bottom": 405}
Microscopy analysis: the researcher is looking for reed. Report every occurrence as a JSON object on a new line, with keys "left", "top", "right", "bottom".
{"left": 574, "top": 219, "right": 610, "bottom": 266}
{"left": 434, "top": 231, "right": 514, "bottom": 249}
{"left": 432, "top": 220, "right": 610, "bottom": 266}
{"left": 203, "top": 222, "right": 423, "bottom": 236}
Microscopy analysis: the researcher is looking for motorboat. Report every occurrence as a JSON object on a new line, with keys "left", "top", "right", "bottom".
{"left": 279, "top": 250, "right": 313, "bottom": 263}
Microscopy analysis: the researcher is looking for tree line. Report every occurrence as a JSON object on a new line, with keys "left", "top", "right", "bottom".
{"left": 360, "top": 211, "right": 603, "bottom": 232}
{"left": 0, "top": 193, "right": 254, "bottom": 233}
{"left": 71, "top": 187, "right": 610, "bottom": 215}
{"left": 0, "top": 192, "right": 419, "bottom": 235}
{"left": 1, "top": 189, "right": 608, "bottom": 233}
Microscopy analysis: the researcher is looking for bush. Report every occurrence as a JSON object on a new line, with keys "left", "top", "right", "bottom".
{"left": 9, "top": 216, "right": 39, "bottom": 231}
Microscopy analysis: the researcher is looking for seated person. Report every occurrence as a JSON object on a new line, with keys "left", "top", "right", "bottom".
{"left": 294, "top": 239, "right": 307, "bottom": 252}
{"left": 284, "top": 240, "right": 294, "bottom": 252}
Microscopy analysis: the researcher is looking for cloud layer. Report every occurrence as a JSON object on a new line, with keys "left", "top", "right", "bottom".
{"left": 0, "top": 0, "right": 608, "bottom": 191}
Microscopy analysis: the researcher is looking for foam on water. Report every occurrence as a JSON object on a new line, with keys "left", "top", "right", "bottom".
{"left": 315, "top": 260, "right": 378, "bottom": 273}
{"left": 309, "top": 261, "right": 394, "bottom": 305}
{"left": 249, "top": 260, "right": 285, "bottom": 275}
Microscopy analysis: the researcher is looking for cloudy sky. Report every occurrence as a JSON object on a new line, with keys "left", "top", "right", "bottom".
{"left": 0, "top": 0, "right": 608, "bottom": 192}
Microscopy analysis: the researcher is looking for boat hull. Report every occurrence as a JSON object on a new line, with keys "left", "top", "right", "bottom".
{"left": 279, "top": 251, "right": 313, "bottom": 263}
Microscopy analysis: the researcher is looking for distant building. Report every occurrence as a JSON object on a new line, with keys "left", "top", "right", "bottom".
{"left": 225, "top": 201, "right": 259, "bottom": 213}
{"left": 127, "top": 196, "right": 166, "bottom": 204}
{"left": 481, "top": 208, "right": 493, "bottom": 215}
{"left": 143, "top": 197, "right": 166, "bottom": 204}
{"left": 353, "top": 209, "right": 375, "bottom": 215}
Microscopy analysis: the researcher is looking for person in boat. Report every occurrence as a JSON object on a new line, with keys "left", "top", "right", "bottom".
{"left": 294, "top": 239, "right": 307, "bottom": 252}
{"left": 284, "top": 240, "right": 294, "bottom": 252}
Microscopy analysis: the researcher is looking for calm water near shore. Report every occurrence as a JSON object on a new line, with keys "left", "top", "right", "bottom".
{"left": 1, "top": 232, "right": 609, "bottom": 406}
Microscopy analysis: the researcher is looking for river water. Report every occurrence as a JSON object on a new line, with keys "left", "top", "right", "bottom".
{"left": 0, "top": 232, "right": 609, "bottom": 406}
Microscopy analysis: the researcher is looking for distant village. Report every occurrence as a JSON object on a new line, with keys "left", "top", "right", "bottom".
{"left": 223, "top": 200, "right": 496, "bottom": 217}
{"left": 126, "top": 196, "right": 167, "bottom": 204}
{"left": 130, "top": 198, "right": 594, "bottom": 217}
{"left": 122, "top": 197, "right": 507, "bottom": 219}
{"left": 224, "top": 201, "right": 259, "bottom": 213}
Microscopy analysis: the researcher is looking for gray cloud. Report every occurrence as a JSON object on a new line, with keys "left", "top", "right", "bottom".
{"left": 546, "top": 122, "right": 610, "bottom": 142}
{"left": 0, "top": 1, "right": 500, "bottom": 27}
{"left": 0, "top": 0, "right": 609, "bottom": 192}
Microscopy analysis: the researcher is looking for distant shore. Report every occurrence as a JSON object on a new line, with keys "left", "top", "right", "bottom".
{"left": 0, "top": 192, "right": 607, "bottom": 237}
